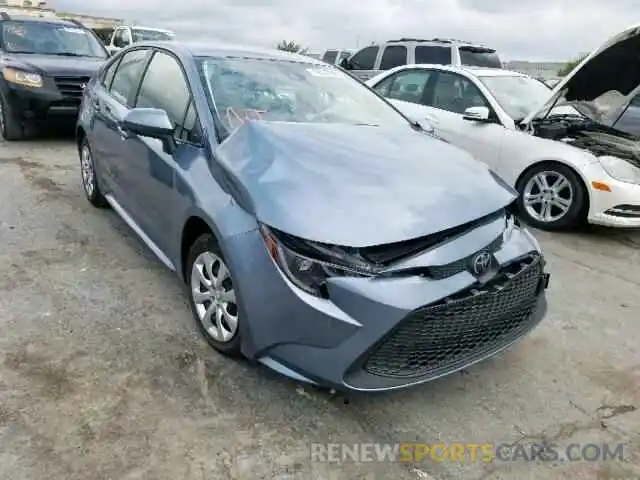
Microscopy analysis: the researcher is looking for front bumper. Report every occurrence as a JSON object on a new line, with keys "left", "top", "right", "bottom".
{"left": 585, "top": 163, "right": 640, "bottom": 228}
{"left": 225, "top": 216, "right": 549, "bottom": 392}
{"left": 3, "top": 75, "right": 88, "bottom": 124}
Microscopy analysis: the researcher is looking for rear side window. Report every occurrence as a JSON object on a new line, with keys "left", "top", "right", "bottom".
{"left": 109, "top": 49, "right": 149, "bottom": 105}
{"left": 349, "top": 46, "right": 378, "bottom": 70}
{"left": 459, "top": 48, "right": 502, "bottom": 68}
{"left": 386, "top": 69, "right": 432, "bottom": 104}
{"left": 379, "top": 46, "right": 407, "bottom": 70}
{"left": 135, "top": 51, "right": 191, "bottom": 129}
{"left": 414, "top": 46, "right": 452, "bottom": 65}
{"left": 322, "top": 50, "right": 338, "bottom": 64}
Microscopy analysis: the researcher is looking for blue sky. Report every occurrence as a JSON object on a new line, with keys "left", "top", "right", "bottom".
{"left": 53, "top": 0, "right": 635, "bottom": 61}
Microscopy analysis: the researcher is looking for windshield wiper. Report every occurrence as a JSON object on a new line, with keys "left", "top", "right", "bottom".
{"left": 51, "top": 52, "right": 86, "bottom": 57}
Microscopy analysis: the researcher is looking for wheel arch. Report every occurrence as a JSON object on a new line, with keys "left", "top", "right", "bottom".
{"left": 180, "top": 215, "right": 218, "bottom": 281}
{"left": 515, "top": 159, "right": 591, "bottom": 218}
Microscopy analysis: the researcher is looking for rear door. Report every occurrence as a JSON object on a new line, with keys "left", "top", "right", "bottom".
{"left": 123, "top": 49, "right": 205, "bottom": 254}
{"left": 90, "top": 48, "right": 151, "bottom": 205}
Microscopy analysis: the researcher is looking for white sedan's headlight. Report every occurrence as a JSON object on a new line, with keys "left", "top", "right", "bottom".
{"left": 598, "top": 156, "right": 640, "bottom": 185}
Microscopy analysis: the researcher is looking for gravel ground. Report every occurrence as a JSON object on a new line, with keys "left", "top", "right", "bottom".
{"left": 0, "top": 131, "right": 639, "bottom": 480}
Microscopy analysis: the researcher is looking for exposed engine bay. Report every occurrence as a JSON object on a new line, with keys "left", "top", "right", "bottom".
{"left": 530, "top": 114, "right": 640, "bottom": 167}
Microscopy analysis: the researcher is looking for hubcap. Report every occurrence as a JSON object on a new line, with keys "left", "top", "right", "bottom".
{"left": 523, "top": 171, "right": 574, "bottom": 223}
{"left": 190, "top": 251, "right": 238, "bottom": 343}
{"left": 80, "top": 145, "right": 95, "bottom": 197}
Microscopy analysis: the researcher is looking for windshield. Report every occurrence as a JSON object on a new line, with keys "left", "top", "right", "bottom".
{"left": 132, "top": 29, "right": 174, "bottom": 42}
{"left": 200, "top": 57, "right": 410, "bottom": 134}
{"left": 478, "top": 75, "right": 580, "bottom": 120}
{"left": 1, "top": 21, "right": 107, "bottom": 58}
{"left": 459, "top": 48, "right": 502, "bottom": 68}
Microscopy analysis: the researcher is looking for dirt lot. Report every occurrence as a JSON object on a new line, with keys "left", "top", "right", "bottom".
{"left": 0, "top": 132, "right": 639, "bottom": 480}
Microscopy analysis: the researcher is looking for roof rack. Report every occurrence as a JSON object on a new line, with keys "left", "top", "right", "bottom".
{"left": 387, "top": 38, "right": 431, "bottom": 43}
{"left": 0, "top": 11, "right": 11, "bottom": 21}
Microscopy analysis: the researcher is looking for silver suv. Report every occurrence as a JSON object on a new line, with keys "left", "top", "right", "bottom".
{"left": 342, "top": 38, "right": 503, "bottom": 81}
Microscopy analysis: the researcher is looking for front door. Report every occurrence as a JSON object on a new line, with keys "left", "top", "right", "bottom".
{"left": 120, "top": 50, "right": 205, "bottom": 255}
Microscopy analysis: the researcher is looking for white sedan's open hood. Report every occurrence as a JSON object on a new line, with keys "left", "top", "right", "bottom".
{"left": 523, "top": 24, "right": 640, "bottom": 126}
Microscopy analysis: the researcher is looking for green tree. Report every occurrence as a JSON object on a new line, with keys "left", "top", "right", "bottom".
{"left": 557, "top": 54, "right": 587, "bottom": 76}
{"left": 276, "top": 40, "right": 303, "bottom": 53}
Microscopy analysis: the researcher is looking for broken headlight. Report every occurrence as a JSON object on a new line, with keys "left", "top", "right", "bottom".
{"left": 259, "top": 225, "right": 382, "bottom": 298}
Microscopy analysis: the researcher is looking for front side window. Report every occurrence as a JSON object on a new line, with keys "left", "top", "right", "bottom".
{"left": 431, "top": 71, "right": 488, "bottom": 114}
{"left": 322, "top": 50, "right": 338, "bottom": 64}
{"left": 385, "top": 69, "right": 431, "bottom": 104}
{"left": 1, "top": 21, "right": 107, "bottom": 58}
{"left": 131, "top": 29, "right": 175, "bottom": 42}
{"left": 200, "top": 57, "right": 410, "bottom": 136}
{"left": 101, "top": 58, "right": 119, "bottom": 89}
{"left": 379, "top": 46, "right": 407, "bottom": 70}
{"left": 414, "top": 46, "right": 452, "bottom": 65}
{"left": 136, "top": 51, "right": 191, "bottom": 129}
{"left": 113, "top": 28, "right": 130, "bottom": 48}
{"left": 109, "top": 49, "right": 149, "bottom": 105}
{"left": 349, "top": 46, "right": 378, "bottom": 70}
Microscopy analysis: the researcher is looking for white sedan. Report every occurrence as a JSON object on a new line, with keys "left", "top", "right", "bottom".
{"left": 366, "top": 25, "right": 640, "bottom": 230}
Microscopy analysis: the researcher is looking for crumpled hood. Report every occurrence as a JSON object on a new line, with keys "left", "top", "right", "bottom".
{"left": 214, "top": 121, "right": 516, "bottom": 247}
{"left": 3, "top": 53, "right": 104, "bottom": 77}
{"left": 524, "top": 24, "right": 640, "bottom": 126}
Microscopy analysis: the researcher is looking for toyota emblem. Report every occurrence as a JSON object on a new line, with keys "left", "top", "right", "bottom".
{"left": 81, "top": 83, "right": 86, "bottom": 90}
{"left": 471, "top": 251, "right": 492, "bottom": 276}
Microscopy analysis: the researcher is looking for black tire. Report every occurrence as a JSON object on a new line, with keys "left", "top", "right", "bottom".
{"left": 516, "top": 162, "right": 586, "bottom": 231}
{"left": 79, "top": 138, "right": 109, "bottom": 208}
{"left": 0, "top": 94, "right": 24, "bottom": 141}
{"left": 186, "top": 233, "right": 242, "bottom": 357}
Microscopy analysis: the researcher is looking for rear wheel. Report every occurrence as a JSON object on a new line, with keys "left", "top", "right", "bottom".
{"left": 516, "top": 163, "right": 586, "bottom": 230}
{"left": 186, "top": 234, "right": 242, "bottom": 356}
{"left": 79, "top": 138, "right": 108, "bottom": 208}
{"left": 0, "top": 94, "right": 24, "bottom": 141}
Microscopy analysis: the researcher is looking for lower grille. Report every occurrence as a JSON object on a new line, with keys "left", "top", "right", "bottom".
{"left": 363, "top": 254, "right": 544, "bottom": 379}
{"left": 54, "top": 76, "right": 90, "bottom": 101}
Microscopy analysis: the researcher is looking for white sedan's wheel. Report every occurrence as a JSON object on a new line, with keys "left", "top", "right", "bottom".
{"left": 516, "top": 163, "right": 586, "bottom": 230}
{"left": 522, "top": 170, "right": 574, "bottom": 223}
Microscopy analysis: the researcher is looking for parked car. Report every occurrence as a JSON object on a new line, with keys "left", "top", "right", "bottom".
{"left": 342, "top": 38, "right": 502, "bottom": 82}
{"left": 76, "top": 41, "right": 549, "bottom": 392}
{"left": 0, "top": 12, "right": 108, "bottom": 140}
{"left": 319, "top": 48, "right": 354, "bottom": 66}
{"left": 367, "top": 25, "right": 640, "bottom": 230}
{"left": 106, "top": 25, "right": 175, "bottom": 55}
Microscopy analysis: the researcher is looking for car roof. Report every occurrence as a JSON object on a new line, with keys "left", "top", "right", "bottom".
{"left": 390, "top": 63, "right": 527, "bottom": 78}
{"left": 383, "top": 38, "right": 493, "bottom": 48}
{"left": 137, "top": 40, "right": 327, "bottom": 65}
{"left": 0, "top": 15, "right": 81, "bottom": 27}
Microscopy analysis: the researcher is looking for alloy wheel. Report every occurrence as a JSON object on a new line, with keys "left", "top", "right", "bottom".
{"left": 190, "top": 251, "right": 239, "bottom": 343}
{"left": 80, "top": 144, "right": 95, "bottom": 198}
{"left": 522, "top": 170, "right": 574, "bottom": 223}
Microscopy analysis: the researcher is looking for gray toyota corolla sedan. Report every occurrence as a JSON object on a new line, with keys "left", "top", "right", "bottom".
{"left": 76, "top": 41, "right": 550, "bottom": 392}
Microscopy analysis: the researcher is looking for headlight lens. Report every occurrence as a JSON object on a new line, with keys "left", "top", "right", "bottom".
{"left": 598, "top": 155, "right": 640, "bottom": 184}
{"left": 260, "top": 225, "right": 378, "bottom": 298}
{"left": 2, "top": 68, "right": 43, "bottom": 88}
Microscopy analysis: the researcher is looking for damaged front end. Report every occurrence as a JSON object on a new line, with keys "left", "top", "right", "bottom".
{"left": 259, "top": 207, "right": 521, "bottom": 299}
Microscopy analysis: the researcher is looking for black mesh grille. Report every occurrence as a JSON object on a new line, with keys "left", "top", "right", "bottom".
{"left": 363, "top": 254, "right": 543, "bottom": 379}
{"left": 54, "top": 76, "right": 90, "bottom": 101}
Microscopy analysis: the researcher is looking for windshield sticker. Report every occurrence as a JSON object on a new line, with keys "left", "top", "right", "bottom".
{"left": 60, "top": 27, "right": 86, "bottom": 34}
{"left": 306, "top": 67, "right": 342, "bottom": 78}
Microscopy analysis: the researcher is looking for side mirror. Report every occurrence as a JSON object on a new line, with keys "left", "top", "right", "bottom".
{"left": 339, "top": 57, "right": 351, "bottom": 69}
{"left": 122, "top": 108, "right": 176, "bottom": 153}
{"left": 462, "top": 106, "right": 491, "bottom": 122}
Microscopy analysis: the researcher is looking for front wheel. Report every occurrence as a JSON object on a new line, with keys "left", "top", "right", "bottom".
{"left": 0, "top": 94, "right": 24, "bottom": 141}
{"left": 516, "top": 163, "right": 586, "bottom": 230}
{"left": 186, "top": 234, "right": 242, "bottom": 356}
